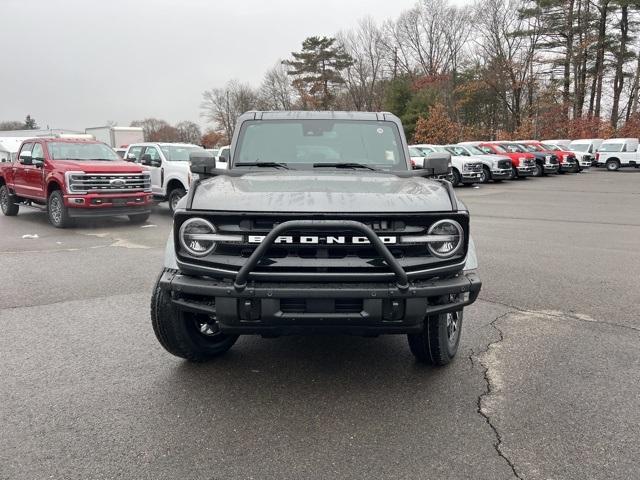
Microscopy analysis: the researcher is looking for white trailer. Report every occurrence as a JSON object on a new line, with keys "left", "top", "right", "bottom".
{"left": 85, "top": 126, "right": 144, "bottom": 148}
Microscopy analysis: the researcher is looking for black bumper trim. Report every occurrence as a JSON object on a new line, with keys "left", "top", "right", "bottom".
{"left": 67, "top": 206, "right": 151, "bottom": 218}
{"left": 159, "top": 270, "right": 482, "bottom": 335}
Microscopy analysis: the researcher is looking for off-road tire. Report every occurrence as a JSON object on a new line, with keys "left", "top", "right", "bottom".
{"left": 128, "top": 213, "right": 150, "bottom": 223}
{"left": 0, "top": 185, "right": 19, "bottom": 216}
{"left": 478, "top": 166, "right": 490, "bottom": 184}
{"left": 606, "top": 160, "right": 620, "bottom": 171}
{"left": 151, "top": 269, "right": 239, "bottom": 362}
{"left": 168, "top": 187, "right": 186, "bottom": 213}
{"left": 408, "top": 309, "right": 463, "bottom": 366}
{"left": 450, "top": 169, "right": 461, "bottom": 187}
{"left": 47, "top": 190, "right": 74, "bottom": 228}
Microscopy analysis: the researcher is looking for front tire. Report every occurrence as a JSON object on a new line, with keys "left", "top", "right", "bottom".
{"left": 479, "top": 166, "right": 491, "bottom": 184}
{"left": 47, "top": 190, "right": 73, "bottom": 228}
{"left": 168, "top": 187, "right": 186, "bottom": 213}
{"left": 450, "top": 169, "right": 461, "bottom": 187}
{"left": 151, "top": 270, "right": 239, "bottom": 361}
{"left": 408, "top": 309, "right": 463, "bottom": 366}
{"left": 606, "top": 160, "right": 620, "bottom": 171}
{"left": 533, "top": 162, "right": 544, "bottom": 177}
{"left": 0, "top": 184, "right": 19, "bottom": 216}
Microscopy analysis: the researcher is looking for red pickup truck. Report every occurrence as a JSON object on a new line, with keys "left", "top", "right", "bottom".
{"left": 0, "top": 137, "right": 152, "bottom": 228}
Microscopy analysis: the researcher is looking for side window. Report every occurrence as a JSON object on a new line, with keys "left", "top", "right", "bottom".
{"left": 32, "top": 143, "right": 44, "bottom": 161}
{"left": 479, "top": 146, "right": 492, "bottom": 154}
{"left": 144, "top": 146, "right": 161, "bottom": 161}
{"left": 127, "top": 146, "right": 144, "bottom": 162}
{"left": 18, "top": 142, "right": 34, "bottom": 163}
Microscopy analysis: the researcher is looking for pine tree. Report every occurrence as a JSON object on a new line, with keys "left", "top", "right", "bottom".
{"left": 283, "top": 36, "right": 354, "bottom": 109}
{"left": 24, "top": 115, "right": 38, "bottom": 129}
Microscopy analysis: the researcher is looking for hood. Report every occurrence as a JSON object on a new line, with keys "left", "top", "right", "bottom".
{"left": 51, "top": 160, "right": 146, "bottom": 173}
{"left": 190, "top": 171, "right": 455, "bottom": 213}
{"left": 470, "top": 154, "right": 511, "bottom": 164}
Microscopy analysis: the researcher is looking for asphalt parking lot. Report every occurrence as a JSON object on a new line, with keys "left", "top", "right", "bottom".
{"left": 1, "top": 169, "right": 639, "bottom": 480}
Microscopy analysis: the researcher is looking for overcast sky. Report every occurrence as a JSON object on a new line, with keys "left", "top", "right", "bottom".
{"left": 0, "top": 0, "right": 434, "bottom": 131}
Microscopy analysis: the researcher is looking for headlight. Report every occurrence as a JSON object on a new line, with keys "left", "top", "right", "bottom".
{"left": 518, "top": 156, "right": 526, "bottom": 163}
{"left": 179, "top": 217, "right": 217, "bottom": 257}
{"left": 426, "top": 219, "right": 464, "bottom": 258}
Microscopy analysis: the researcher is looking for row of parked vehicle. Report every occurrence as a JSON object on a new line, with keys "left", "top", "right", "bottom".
{"left": 407, "top": 137, "right": 639, "bottom": 187}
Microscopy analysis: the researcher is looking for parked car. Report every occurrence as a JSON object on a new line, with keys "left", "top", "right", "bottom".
{"left": 595, "top": 138, "right": 640, "bottom": 171}
{"left": 413, "top": 144, "right": 482, "bottom": 187}
{"left": 567, "top": 138, "right": 603, "bottom": 167}
{"left": 125, "top": 142, "right": 203, "bottom": 212}
{"left": 517, "top": 141, "right": 575, "bottom": 173}
{"left": 501, "top": 141, "right": 561, "bottom": 176}
{"left": 537, "top": 142, "right": 583, "bottom": 171}
{"left": 469, "top": 142, "right": 536, "bottom": 178}
{"left": 114, "top": 147, "right": 127, "bottom": 159}
{"left": 0, "top": 138, "right": 152, "bottom": 227}
{"left": 410, "top": 145, "right": 452, "bottom": 179}
{"left": 151, "top": 110, "right": 482, "bottom": 365}
{"left": 446, "top": 144, "right": 512, "bottom": 183}
{"left": 216, "top": 145, "right": 230, "bottom": 169}
{"left": 544, "top": 139, "right": 571, "bottom": 148}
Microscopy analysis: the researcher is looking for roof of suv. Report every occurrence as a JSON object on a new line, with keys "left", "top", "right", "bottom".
{"left": 239, "top": 110, "right": 395, "bottom": 121}
{"left": 128, "top": 142, "right": 200, "bottom": 147}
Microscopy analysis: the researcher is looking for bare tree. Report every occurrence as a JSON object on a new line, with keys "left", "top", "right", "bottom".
{"left": 338, "top": 17, "right": 386, "bottom": 110}
{"left": 176, "top": 121, "right": 202, "bottom": 145}
{"left": 201, "top": 80, "right": 258, "bottom": 141}
{"left": 258, "top": 61, "right": 296, "bottom": 110}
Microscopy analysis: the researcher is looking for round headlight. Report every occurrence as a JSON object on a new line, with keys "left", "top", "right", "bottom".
{"left": 427, "top": 219, "right": 464, "bottom": 258}
{"left": 179, "top": 218, "right": 217, "bottom": 257}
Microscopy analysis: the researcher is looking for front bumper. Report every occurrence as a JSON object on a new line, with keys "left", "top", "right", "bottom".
{"left": 544, "top": 163, "right": 560, "bottom": 173}
{"left": 490, "top": 168, "right": 512, "bottom": 179}
{"left": 559, "top": 162, "right": 577, "bottom": 172}
{"left": 516, "top": 166, "right": 535, "bottom": 176}
{"left": 159, "top": 270, "right": 482, "bottom": 335}
{"left": 461, "top": 172, "right": 482, "bottom": 183}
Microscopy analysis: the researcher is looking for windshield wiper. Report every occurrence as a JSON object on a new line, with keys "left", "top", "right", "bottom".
{"left": 313, "top": 162, "right": 379, "bottom": 171}
{"left": 235, "top": 162, "right": 289, "bottom": 170}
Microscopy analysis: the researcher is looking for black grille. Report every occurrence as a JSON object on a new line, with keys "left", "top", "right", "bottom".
{"left": 549, "top": 155, "right": 559, "bottom": 165}
{"left": 175, "top": 213, "right": 470, "bottom": 279}
{"left": 497, "top": 160, "right": 511, "bottom": 169}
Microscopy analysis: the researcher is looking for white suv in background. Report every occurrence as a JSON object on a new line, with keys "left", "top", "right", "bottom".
{"left": 125, "top": 142, "right": 204, "bottom": 212}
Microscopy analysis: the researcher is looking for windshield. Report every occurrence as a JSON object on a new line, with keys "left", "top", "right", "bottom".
{"left": 501, "top": 143, "right": 525, "bottom": 153}
{"left": 444, "top": 146, "right": 468, "bottom": 156}
{"left": 522, "top": 144, "right": 542, "bottom": 152}
{"left": 541, "top": 143, "right": 560, "bottom": 151}
{"left": 465, "top": 145, "right": 485, "bottom": 155}
{"left": 408, "top": 147, "right": 424, "bottom": 157}
{"left": 47, "top": 142, "right": 120, "bottom": 161}
{"left": 569, "top": 143, "right": 590, "bottom": 152}
{"left": 159, "top": 145, "right": 203, "bottom": 161}
{"left": 415, "top": 146, "right": 434, "bottom": 154}
{"left": 598, "top": 143, "right": 624, "bottom": 152}
{"left": 489, "top": 144, "right": 507, "bottom": 153}
{"left": 234, "top": 119, "right": 407, "bottom": 170}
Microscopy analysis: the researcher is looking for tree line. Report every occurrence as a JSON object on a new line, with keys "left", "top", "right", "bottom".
{"left": 0, "top": 115, "right": 39, "bottom": 131}
{"left": 200, "top": 0, "right": 640, "bottom": 144}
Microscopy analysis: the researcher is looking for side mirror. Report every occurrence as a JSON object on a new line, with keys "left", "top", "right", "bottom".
{"left": 423, "top": 152, "right": 450, "bottom": 176}
{"left": 150, "top": 158, "right": 162, "bottom": 167}
{"left": 19, "top": 151, "right": 33, "bottom": 165}
{"left": 189, "top": 150, "right": 216, "bottom": 174}
{"left": 140, "top": 153, "right": 152, "bottom": 165}
{"left": 126, "top": 153, "right": 137, "bottom": 162}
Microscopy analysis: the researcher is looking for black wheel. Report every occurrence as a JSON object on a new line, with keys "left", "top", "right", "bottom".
{"left": 47, "top": 190, "right": 73, "bottom": 228}
{"left": 408, "top": 309, "right": 463, "bottom": 366}
{"left": 450, "top": 169, "right": 461, "bottom": 187}
{"left": 606, "top": 160, "right": 620, "bottom": 171}
{"left": 0, "top": 184, "right": 19, "bottom": 216}
{"left": 479, "top": 166, "right": 491, "bottom": 184}
{"left": 128, "top": 213, "right": 150, "bottom": 223}
{"left": 168, "top": 187, "right": 186, "bottom": 213}
{"left": 573, "top": 163, "right": 582, "bottom": 173}
{"left": 534, "top": 162, "right": 544, "bottom": 177}
{"left": 511, "top": 166, "right": 519, "bottom": 179}
{"left": 151, "top": 269, "right": 239, "bottom": 362}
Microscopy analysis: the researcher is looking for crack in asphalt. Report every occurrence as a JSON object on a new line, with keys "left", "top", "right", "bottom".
{"left": 478, "top": 296, "right": 640, "bottom": 333}
{"left": 471, "top": 310, "right": 523, "bottom": 480}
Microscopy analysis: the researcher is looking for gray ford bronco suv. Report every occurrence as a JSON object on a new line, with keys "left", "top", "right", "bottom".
{"left": 151, "top": 111, "right": 481, "bottom": 365}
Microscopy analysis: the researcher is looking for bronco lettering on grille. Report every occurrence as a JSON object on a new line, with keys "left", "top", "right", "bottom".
{"left": 247, "top": 235, "right": 398, "bottom": 245}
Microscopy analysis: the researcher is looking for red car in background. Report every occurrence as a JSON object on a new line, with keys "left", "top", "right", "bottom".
{"left": 476, "top": 142, "right": 537, "bottom": 178}
{"left": 520, "top": 141, "right": 580, "bottom": 173}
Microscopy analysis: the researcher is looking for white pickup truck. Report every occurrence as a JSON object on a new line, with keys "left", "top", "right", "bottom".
{"left": 567, "top": 138, "right": 603, "bottom": 168}
{"left": 412, "top": 144, "right": 482, "bottom": 187}
{"left": 595, "top": 138, "right": 640, "bottom": 171}
{"left": 124, "top": 142, "right": 204, "bottom": 212}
